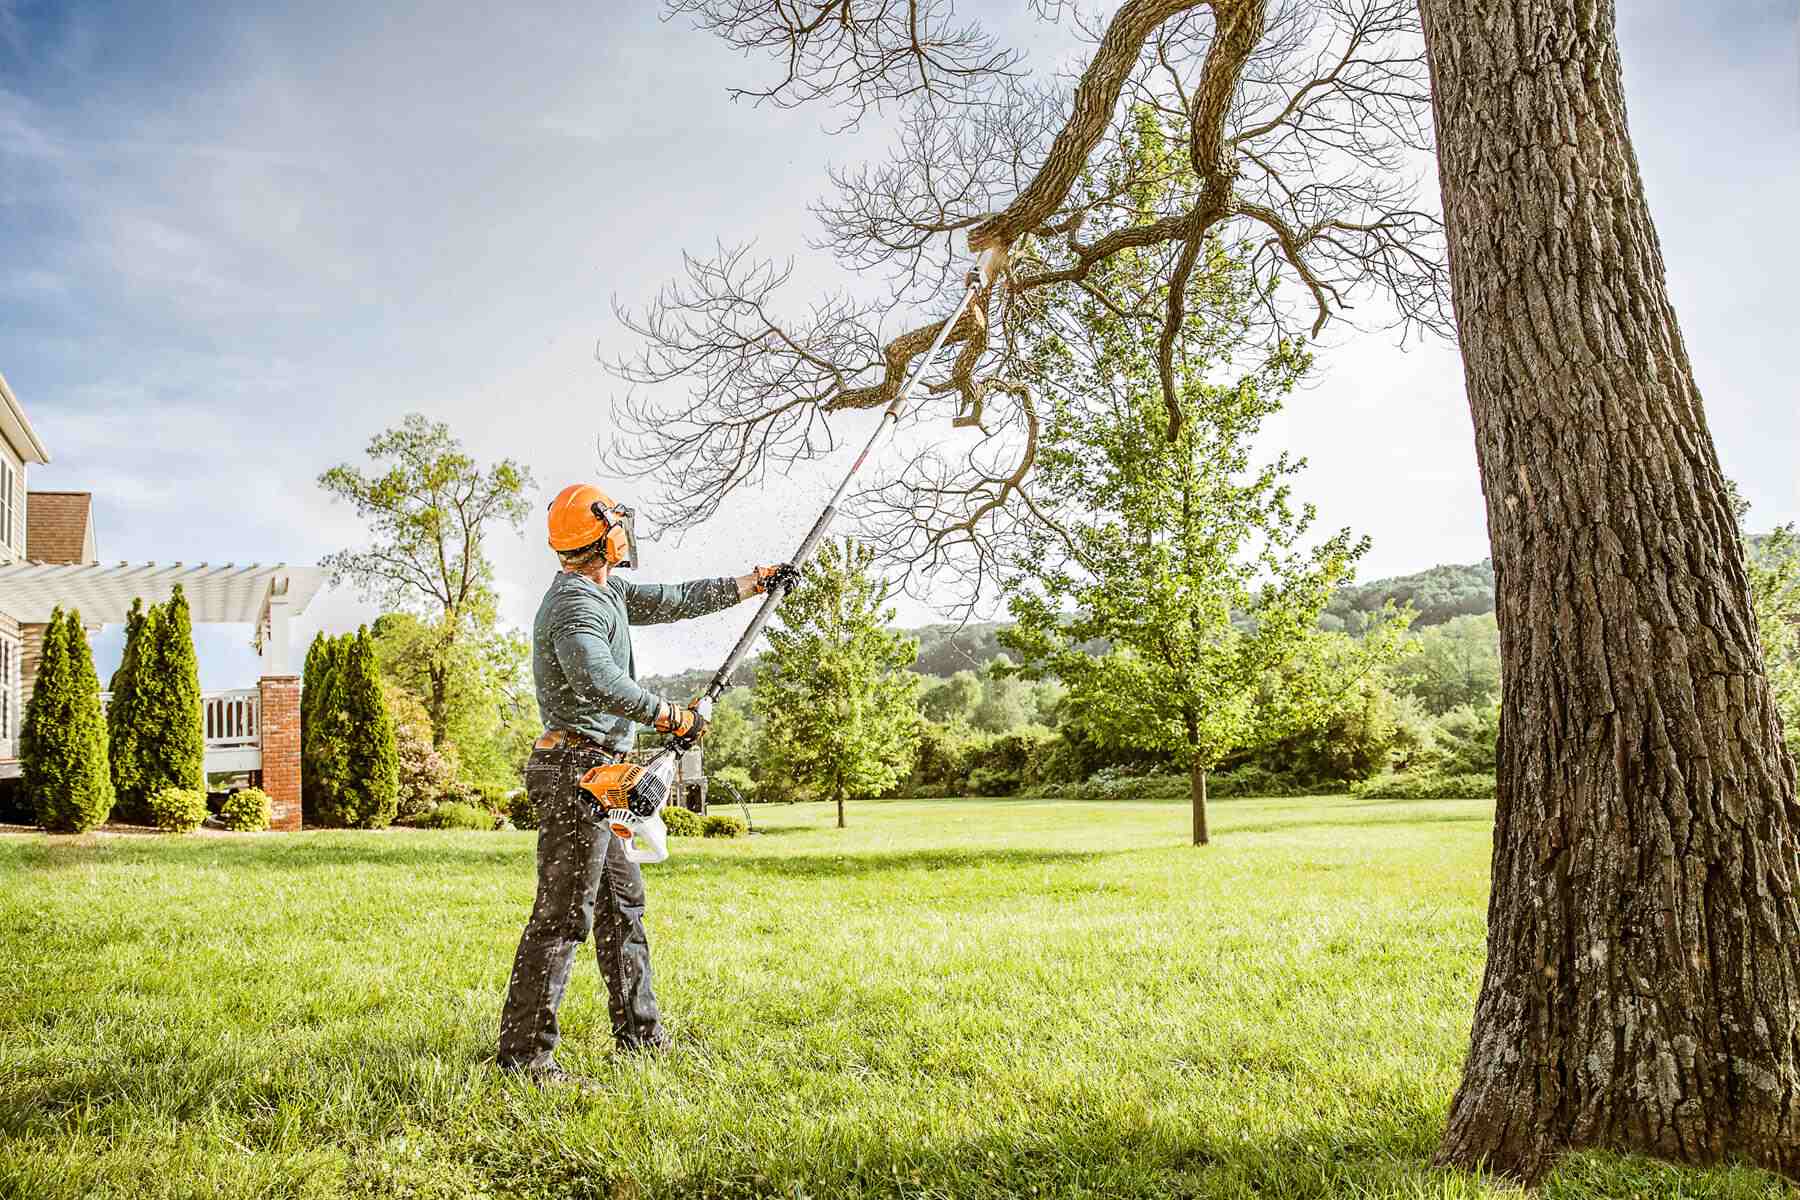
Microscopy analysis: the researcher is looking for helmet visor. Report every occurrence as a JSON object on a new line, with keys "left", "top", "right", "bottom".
{"left": 587, "top": 501, "right": 639, "bottom": 569}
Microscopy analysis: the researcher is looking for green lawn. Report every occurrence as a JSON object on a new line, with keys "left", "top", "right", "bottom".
{"left": 0, "top": 797, "right": 1789, "bottom": 1199}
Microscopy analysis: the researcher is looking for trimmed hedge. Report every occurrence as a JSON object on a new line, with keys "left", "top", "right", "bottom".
{"left": 149, "top": 787, "right": 208, "bottom": 833}
{"left": 507, "top": 789, "right": 537, "bottom": 831}
{"left": 22, "top": 607, "right": 115, "bottom": 833}
{"left": 219, "top": 788, "right": 272, "bottom": 832}
{"left": 702, "top": 813, "right": 746, "bottom": 838}
{"left": 416, "top": 801, "right": 495, "bottom": 831}
{"left": 1350, "top": 771, "right": 1496, "bottom": 800}
{"left": 662, "top": 805, "right": 704, "bottom": 837}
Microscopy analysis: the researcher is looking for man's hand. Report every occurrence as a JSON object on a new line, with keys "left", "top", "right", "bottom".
{"left": 653, "top": 700, "right": 709, "bottom": 741}
{"left": 752, "top": 562, "right": 800, "bottom": 594}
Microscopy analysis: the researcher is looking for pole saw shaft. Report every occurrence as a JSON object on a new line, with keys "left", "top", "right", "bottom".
{"left": 694, "top": 252, "right": 994, "bottom": 714}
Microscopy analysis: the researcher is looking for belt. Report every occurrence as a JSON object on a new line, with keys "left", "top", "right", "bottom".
{"left": 529, "top": 734, "right": 622, "bottom": 759}
{"left": 533, "top": 729, "right": 613, "bottom": 754}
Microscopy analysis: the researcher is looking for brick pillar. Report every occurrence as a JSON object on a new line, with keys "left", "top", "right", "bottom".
{"left": 258, "top": 675, "right": 302, "bottom": 832}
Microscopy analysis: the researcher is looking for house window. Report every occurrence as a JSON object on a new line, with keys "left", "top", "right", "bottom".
{"left": 0, "top": 634, "right": 15, "bottom": 745}
{"left": 0, "top": 461, "right": 13, "bottom": 554}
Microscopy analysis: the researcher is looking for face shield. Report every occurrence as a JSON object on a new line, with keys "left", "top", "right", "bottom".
{"left": 591, "top": 501, "right": 639, "bottom": 570}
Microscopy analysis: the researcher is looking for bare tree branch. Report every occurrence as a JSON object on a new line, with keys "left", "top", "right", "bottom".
{"left": 622, "top": 0, "right": 1450, "bottom": 604}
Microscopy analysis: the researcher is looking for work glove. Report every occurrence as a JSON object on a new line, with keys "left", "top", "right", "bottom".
{"left": 751, "top": 562, "right": 801, "bottom": 595}
{"left": 653, "top": 699, "right": 709, "bottom": 741}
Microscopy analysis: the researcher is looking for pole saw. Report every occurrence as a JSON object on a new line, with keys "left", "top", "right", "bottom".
{"left": 583, "top": 247, "right": 1002, "bottom": 863}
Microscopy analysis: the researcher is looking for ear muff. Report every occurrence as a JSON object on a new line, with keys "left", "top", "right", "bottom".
{"left": 589, "top": 502, "right": 638, "bottom": 569}
{"left": 604, "top": 519, "right": 635, "bottom": 568}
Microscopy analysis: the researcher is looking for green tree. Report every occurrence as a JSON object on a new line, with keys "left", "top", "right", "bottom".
{"left": 319, "top": 414, "right": 533, "bottom": 745}
{"left": 1392, "top": 613, "right": 1501, "bottom": 716}
{"left": 300, "top": 632, "right": 334, "bottom": 823}
{"left": 1747, "top": 524, "right": 1800, "bottom": 752}
{"left": 312, "top": 628, "right": 399, "bottom": 829}
{"left": 343, "top": 628, "right": 401, "bottom": 828}
{"left": 303, "top": 633, "right": 356, "bottom": 825}
{"left": 698, "top": 689, "right": 759, "bottom": 775}
{"left": 1004, "top": 216, "right": 1366, "bottom": 844}
{"left": 106, "top": 598, "right": 158, "bottom": 822}
{"left": 919, "top": 669, "right": 982, "bottom": 726}
{"left": 21, "top": 608, "right": 114, "bottom": 832}
{"left": 969, "top": 658, "right": 1032, "bottom": 734}
{"left": 135, "top": 585, "right": 205, "bottom": 799}
{"left": 754, "top": 539, "right": 921, "bottom": 827}
{"left": 368, "top": 612, "right": 534, "bottom": 791}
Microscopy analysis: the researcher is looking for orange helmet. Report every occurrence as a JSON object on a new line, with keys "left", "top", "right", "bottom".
{"left": 546, "top": 483, "right": 638, "bottom": 567}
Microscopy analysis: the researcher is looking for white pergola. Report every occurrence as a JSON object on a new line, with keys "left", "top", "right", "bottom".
{"left": 0, "top": 562, "right": 326, "bottom": 673}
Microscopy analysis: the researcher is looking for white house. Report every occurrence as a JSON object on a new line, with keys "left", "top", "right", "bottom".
{"left": 0, "top": 370, "right": 324, "bottom": 830}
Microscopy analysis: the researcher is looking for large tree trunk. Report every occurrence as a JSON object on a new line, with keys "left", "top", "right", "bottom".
{"left": 1420, "top": 0, "right": 1800, "bottom": 1183}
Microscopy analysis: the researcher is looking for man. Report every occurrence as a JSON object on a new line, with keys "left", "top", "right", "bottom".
{"left": 497, "top": 482, "right": 786, "bottom": 1086}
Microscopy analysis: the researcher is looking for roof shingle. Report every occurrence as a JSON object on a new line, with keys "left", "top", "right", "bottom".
{"left": 26, "top": 492, "right": 94, "bottom": 565}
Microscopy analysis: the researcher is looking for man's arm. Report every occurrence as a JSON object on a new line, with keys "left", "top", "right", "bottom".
{"left": 618, "top": 576, "right": 746, "bottom": 626}
{"left": 551, "top": 609, "right": 664, "bottom": 724}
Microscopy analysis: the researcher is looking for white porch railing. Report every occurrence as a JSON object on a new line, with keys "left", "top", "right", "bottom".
{"left": 203, "top": 689, "right": 260, "bottom": 749}
{"left": 95, "top": 688, "right": 263, "bottom": 774}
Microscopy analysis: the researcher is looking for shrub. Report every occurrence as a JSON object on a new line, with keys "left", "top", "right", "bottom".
{"left": 906, "top": 722, "right": 992, "bottom": 796}
{"left": 506, "top": 789, "right": 537, "bottom": 831}
{"left": 1029, "top": 768, "right": 1192, "bottom": 803}
{"left": 473, "top": 783, "right": 511, "bottom": 817}
{"left": 964, "top": 726, "right": 1057, "bottom": 796}
{"left": 1351, "top": 771, "right": 1496, "bottom": 800}
{"left": 21, "top": 608, "right": 115, "bottom": 833}
{"left": 386, "top": 685, "right": 457, "bottom": 818}
{"left": 1417, "top": 703, "right": 1500, "bottom": 776}
{"left": 662, "top": 805, "right": 704, "bottom": 837}
{"left": 710, "top": 766, "right": 758, "bottom": 804}
{"left": 148, "top": 786, "right": 208, "bottom": 833}
{"left": 702, "top": 812, "right": 746, "bottom": 838}
{"left": 416, "top": 800, "right": 495, "bottom": 830}
{"left": 136, "top": 585, "right": 206, "bottom": 802}
{"left": 1205, "top": 764, "right": 1330, "bottom": 798}
{"left": 106, "top": 598, "right": 157, "bottom": 823}
{"left": 218, "top": 788, "right": 271, "bottom": 832}
{"left": 312, "top": 629, "right": 401, "bottom": 829}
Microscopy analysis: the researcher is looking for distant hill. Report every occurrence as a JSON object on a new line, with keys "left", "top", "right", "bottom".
{"left": 639, "top": 560, "right": 1499, "bottom": 693}
{"left": 639, "top": 622, "right": 1016, "bottom": 696}
{"left": 1321, "top": 559, "right": 1495, "bottom": 633}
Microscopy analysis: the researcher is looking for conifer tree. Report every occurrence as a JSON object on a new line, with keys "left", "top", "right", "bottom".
{"left": 300, "top": 632, "right": 333, "bottom": 823}
{"left": 21, "top": 608, "right": 114, "bottom": 832}
{"left": 318, "top": 628, "right": 399, "bottom": 829}
{"left": 106, "top": 597, "right": 157, "bottom": 822}
{"left": 135, "top": 584, "right": 205, "bottom": 796}
{"left": 306, "top": 635, "right": 353, "bottom": 823}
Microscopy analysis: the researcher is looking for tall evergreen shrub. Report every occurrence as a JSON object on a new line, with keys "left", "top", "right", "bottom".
{"left": 21, "top": 608, "right": 115, "bottom": 832}
{"left": 301, "top": 632, "right": 333, "bottom": 823}
{"left": 107, "top": 598, "right": 158, "bottom": 822}
{"left": 311, "top": 629, "right": 399, "bottom": 828}
{"left": 137, "top": 584, "right": 205, "bottom": 796}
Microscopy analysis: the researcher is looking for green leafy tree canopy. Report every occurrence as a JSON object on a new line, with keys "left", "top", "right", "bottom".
{"left": 320, "top": 414, "right": 534, "bottom": 745}
{"left": 754, "top": 539, "right": 921, "bottom": 828}
{"left": 1002, "top": 156, "right": 1376, "bottom": 843}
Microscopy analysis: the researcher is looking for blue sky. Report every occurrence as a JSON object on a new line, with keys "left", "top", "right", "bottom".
{"left": 2, "top": 1, "right": 1796, "bottom": 688}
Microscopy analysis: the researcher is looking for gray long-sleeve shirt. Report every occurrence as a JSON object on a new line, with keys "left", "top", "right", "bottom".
{"left": 532, "top": 570, "right": 741, "bottom": 752}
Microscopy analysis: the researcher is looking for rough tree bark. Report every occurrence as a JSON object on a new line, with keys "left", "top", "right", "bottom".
{"left": 1420, "top": 0, "right": 1800, "bottom": 1182}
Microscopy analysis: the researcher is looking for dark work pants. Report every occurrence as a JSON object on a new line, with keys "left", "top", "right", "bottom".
{"left": 497, "top": 747, "right": 665, "bottom": 1068}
